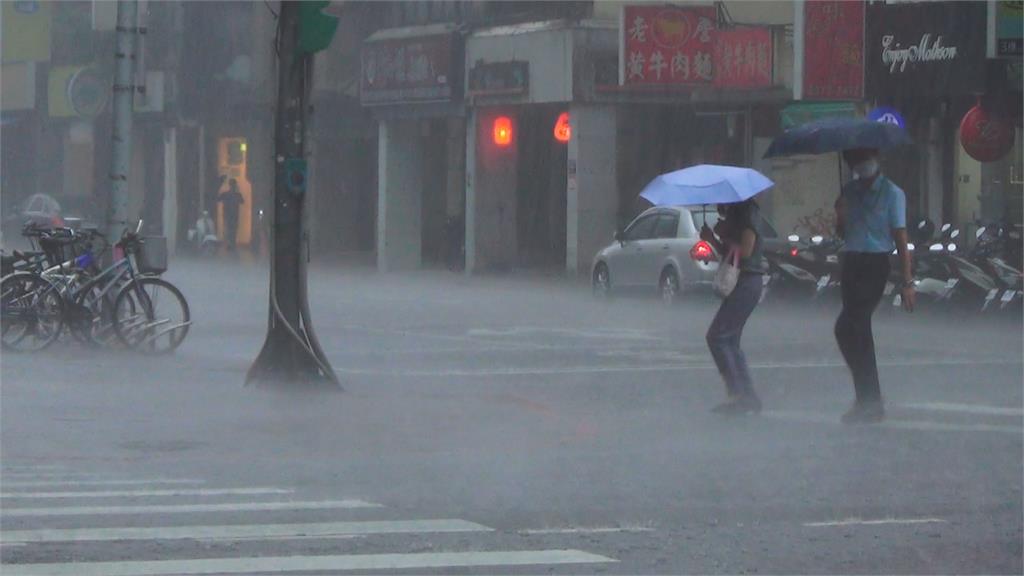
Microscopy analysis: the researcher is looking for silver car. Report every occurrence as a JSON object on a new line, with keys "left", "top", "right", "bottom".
{"left": 591, "top": 206, "right": 724, "bottom": 304}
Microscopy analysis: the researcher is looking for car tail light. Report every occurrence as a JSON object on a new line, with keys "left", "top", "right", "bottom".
{"left": 51, "top": 215, "right": 64, "bottom": 228}
{"left": 690, "top": 240, "right": 714, "bottom": 262}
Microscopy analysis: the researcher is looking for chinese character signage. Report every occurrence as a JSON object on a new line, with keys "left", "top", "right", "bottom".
{"left": 622, "top": 5, "right": 716, "bottom": 85}
{"left": 714, "top": 27, "right": 772, "bottom": 88}
{"left": 865, "top": 1, "right": 985, "bottom": 100}
{"left": 997, "top": 1, "right": 1023, "bottom": 58}
{"left": 361, "top": 33, "right": 459, "bottom": 105}
{"left": 803, "top": 0, "right": 864, "bottom": 100}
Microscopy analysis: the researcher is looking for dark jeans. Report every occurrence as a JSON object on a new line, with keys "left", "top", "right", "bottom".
{"left": 835, "top": 252, "right": 890, "bottom": 403}
{"left": 706, "top": 272, "right": 763, "bottom": 398}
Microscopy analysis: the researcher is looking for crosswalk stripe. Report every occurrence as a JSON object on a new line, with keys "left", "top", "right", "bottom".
{"left": 1, "top": 488, "right": 294, "bottom": 499}
{"left": 763, "top": 410, "right": 1023, "bottom": 435}
{"left": 1, "top": 519, "right": 492, "bottom": 544}
{"left": 2, "top": 472, "right": 104, "bottom": 479}
{"left": 0, "top": 500, "right": 382, "bottom": 517}
{"left": 900, "top": 402, "right": 1024, "bottom": 417}
{"left": 0, "top": 479, "right": 205, "bottom": 489}
{"left": 1, "top": 549, "right": 616, "bottom": 575}
{"left": 0, "top": 466, "right": 65, "bottom": 472}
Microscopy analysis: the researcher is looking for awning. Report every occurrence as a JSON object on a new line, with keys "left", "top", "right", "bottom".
{"left": 780, "top": 102, "right": 858, "bottom": 129}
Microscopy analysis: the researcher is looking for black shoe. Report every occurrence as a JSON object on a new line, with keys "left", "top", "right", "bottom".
{"left": 712, "top": 395, "right": 762, "bottom": 416}
{"left": 841, "top": 401, "right": 885, "bottom": 424}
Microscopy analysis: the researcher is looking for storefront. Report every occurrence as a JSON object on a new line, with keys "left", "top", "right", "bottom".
{"left": 465, "top": 7, "right": 789, "bottom": 276}
{"left": 362, "top": 25, "right": 466, "bottom": 271}
{"left": 864, "top": 0, "right": 994, "bottom": 229}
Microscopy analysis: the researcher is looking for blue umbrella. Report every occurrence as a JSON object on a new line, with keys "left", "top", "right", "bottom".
{"left": 639, "top": 164, "right": 774, "bottom": 207}
{"left": 763, "top": 117, "right": 912, "bottom": 158}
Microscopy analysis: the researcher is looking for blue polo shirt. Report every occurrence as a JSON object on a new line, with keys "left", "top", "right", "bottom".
{"left": 840, "top": 174, "right": 906, "bottom": 253}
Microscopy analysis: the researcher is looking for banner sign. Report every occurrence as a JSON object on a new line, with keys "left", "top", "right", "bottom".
{"left": 714, "top": 26, "right": 772, "bottom": 88}
{"left": 622, "top": 5, "right": 716, "bottom": 85}
{"left": 803, "top": 0, "right": 865, "bottom": 100}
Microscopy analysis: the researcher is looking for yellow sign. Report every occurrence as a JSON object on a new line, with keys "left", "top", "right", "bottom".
{"left": 2, "top": 1, "right": 52, "bottom": 63}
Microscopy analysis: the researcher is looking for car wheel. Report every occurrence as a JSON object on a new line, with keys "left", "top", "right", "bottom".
{"left": 592, "top": 263, "right": 612, "bottom": 299}
{"left": 660, "top": 267, "right": 681, "bottom": 306}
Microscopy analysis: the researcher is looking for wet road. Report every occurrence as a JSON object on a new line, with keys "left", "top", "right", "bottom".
{"left": 3, "top": 258, "right": 1021, "bottom": 574}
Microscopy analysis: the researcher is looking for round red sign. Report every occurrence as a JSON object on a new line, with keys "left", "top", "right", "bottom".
{"left": 960, "top": 104, "right": 1015, "bottom": 163}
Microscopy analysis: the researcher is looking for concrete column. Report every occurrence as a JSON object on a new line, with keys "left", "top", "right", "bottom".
{"left": 163, "top": 127, "right": 178, "bottom": 255}
{"left": 466, "top": 108, "right": 518, "bottom": 273}
{"left": 377, "top": 119, "right": 423, "bottom": 272}
{"left": 566, "top": 105, "right": 618, "bottom": 276}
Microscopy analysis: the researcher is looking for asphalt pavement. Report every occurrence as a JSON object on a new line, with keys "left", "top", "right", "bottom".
{"left": 2, "top": 256, "right": 1021, "bottom": 575}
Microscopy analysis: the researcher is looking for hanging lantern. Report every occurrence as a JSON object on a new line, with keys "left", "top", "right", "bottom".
{"left": 960, "top": 103, "right": 1014, "bottom": 163}
{"left": 493, "top": 116, "right": 513, "bottom": 147}
{"left": 553, "top": 112, "right": 571, "bottom": 143}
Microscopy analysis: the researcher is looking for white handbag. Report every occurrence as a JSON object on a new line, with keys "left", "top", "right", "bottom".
{"left": 713, "top": 248, "right": 741, "bottom": 299}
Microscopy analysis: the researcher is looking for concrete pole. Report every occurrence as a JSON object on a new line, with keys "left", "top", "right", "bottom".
{"left": 108, "top": 0, "right": 138, "bottom": 242}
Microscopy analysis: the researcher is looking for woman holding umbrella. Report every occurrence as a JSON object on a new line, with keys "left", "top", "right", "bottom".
{"left": 699, "top": 199, "right": 769, "bottom": 415}
{"left": 639, "top": 165, "right": 774, "bottom": 416}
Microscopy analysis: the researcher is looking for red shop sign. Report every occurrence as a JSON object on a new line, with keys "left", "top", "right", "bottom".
{"left": 804, "top": 0, "right": 864, "bottom": 100}
{"left": 714, "top": 27, "right": 772, "bottom": 88}
{"left": 960, "top": 104, "right": 1015, "bottom": 163}
{"left": 622, "top": 5, "right": 716, "bottom": 85}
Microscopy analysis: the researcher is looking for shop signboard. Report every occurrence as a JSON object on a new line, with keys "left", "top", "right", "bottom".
{"left": 361, "top": 33, "right": 459, "bottom": 105}
{"left": 997, "top": 1, "right": 1023, "bottom": 57}
{"left": 621, "top": 5, "right": 716, "bottom": 86}
{"left": 2, "top": 1, "right": 52, "bottom": 64}
{"left": 468, "top": 61, "right": 529, "bottom": 98}
{"left": 865, "top": 1, "right": 986, "bottom": 100}
{"left": 867, "top": 106, "right": 906, "bottom": 130}
{"left": 960, "top": 103, "right": 1015, "bottom": 163}
{"left": 803, "top": 0, "right": 865, "bottom": 100}
{"left": 714, "top": 27, "right": 773, "bottom": 89}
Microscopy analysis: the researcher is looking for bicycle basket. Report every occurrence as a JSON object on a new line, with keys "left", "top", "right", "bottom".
{"left": 137, "top": 236, "right": 168, "bottom": 274}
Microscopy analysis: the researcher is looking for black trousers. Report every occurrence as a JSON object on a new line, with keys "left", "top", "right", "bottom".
{"left": 835, "top": 252, "right": 890, "bottom": 403}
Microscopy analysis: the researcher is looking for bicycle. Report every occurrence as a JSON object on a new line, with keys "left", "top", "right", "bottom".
{"left": 2, "top": 222, "right": 191, "bottom": 354}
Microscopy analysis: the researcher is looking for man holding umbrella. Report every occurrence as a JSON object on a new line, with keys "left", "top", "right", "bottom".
{"left": 765, "top": 118, "right": 916, "bottom": 424}
{"left": 834, "top": 148, "right": 915, "bottom": 424}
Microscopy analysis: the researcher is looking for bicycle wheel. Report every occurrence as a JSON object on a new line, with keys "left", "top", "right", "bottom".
{"left": 71, "top": 279, "right": 120, "bottom": 347}
{"left": 1, "top": 272, "right": 65, "bottom": 352}
{"left": 112, "top": 277, "right": 190, "bottom": 354}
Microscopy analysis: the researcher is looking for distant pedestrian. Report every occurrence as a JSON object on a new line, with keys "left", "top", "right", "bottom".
{"left": 218, "top": 179, "right": 245, "bottom": 251}
{"left": 834, "top": 148, "right": 915, "bottom": 424}
{"left": 700, "top": 199, "right": 768, "bottom": 416}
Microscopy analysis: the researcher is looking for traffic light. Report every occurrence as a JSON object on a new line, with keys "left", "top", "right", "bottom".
{"left": 298, "top": 1, "right": 339, "bottom": 54}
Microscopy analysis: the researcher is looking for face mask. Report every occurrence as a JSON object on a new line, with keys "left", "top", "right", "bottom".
{"left": 851, "top": 158, "right": 879, "bottom": 180}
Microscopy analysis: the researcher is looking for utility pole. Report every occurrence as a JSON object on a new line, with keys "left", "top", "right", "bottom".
{"left": 108, "top": 0, "right": 138, "bottom": 243}
{"left": 247, "top": 1, "right": 340, "bottom": 389}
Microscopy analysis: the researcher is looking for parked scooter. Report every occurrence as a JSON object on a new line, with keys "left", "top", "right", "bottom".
{"left": 763, "top": 234, "right": 842, "bottom": 304}
{"left": 187, "top": 211, "right": 220, "bottom": 256}
{"left": 970, "top": 225, "right": 1023, "bottom": 313}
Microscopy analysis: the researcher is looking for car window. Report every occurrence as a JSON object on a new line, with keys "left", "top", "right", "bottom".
{"left": 653, "top": 213, "right": 680, "bottom": 239}
{"left": 624, "top": 214, "right": 658, "bottom": 241}
{"left": 691, "top": 210, "right": 721, "bottom": 231}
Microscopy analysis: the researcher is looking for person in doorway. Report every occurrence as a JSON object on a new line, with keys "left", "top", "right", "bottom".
{"left": 834, "top": 148, "right": 915, "bottom": 424}
{"left": 217, "top": 178, "right": 245, "bottom": 251}
{"left": 700, "top": 198, "right": 768, "bottom": 416}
